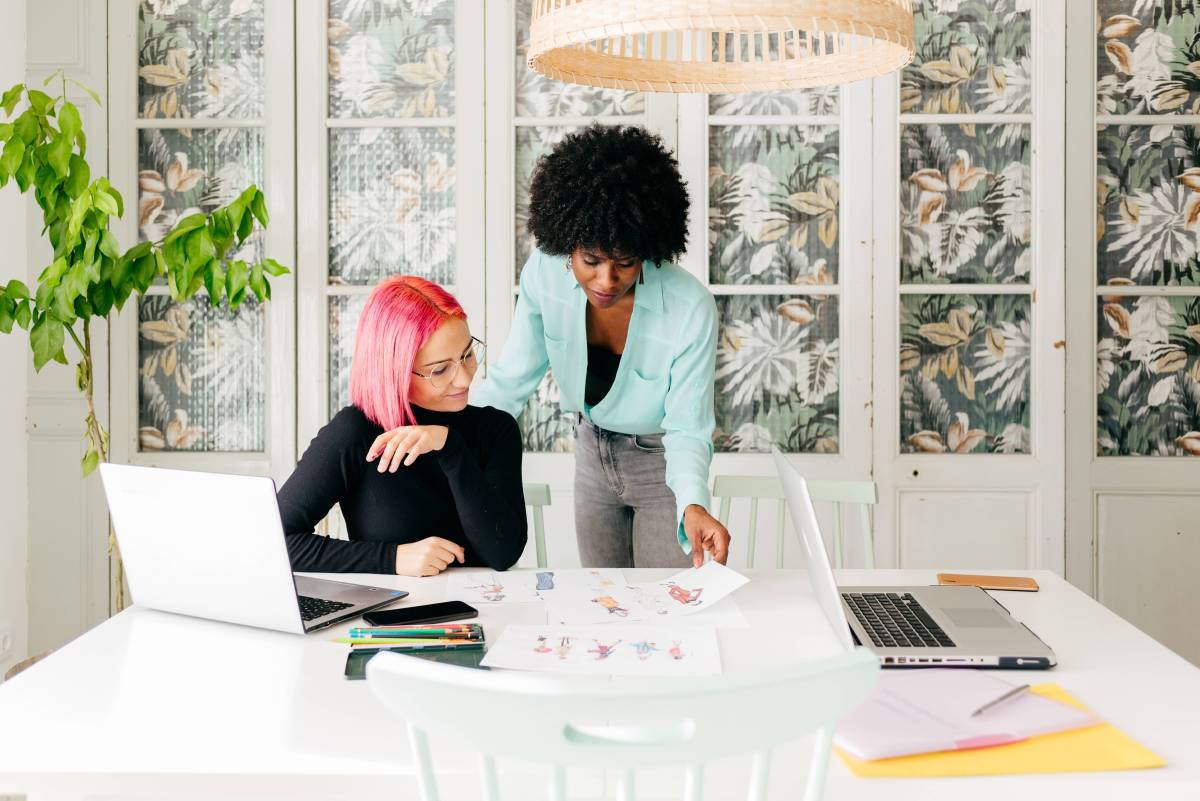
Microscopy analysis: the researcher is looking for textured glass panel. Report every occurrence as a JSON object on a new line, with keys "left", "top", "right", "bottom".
{"left": 899, "top": 294, "right": 1031, "bottom": 454}
{"left": 138, "top": 127, "right": 264, "bottom": 265}
{"left": 328, "top": 293, "right": 368, "bottom": 417}
{"left": 138, "top": 295, "right": 265, "bottom": 452}
{"left": 515, "top": 126, "right": 578, "bottom": 277}
{"left": 709, "top": 87, "right": 839, "bottom": 116}
{"left": 513, "top": 0, "right": 643, "bottom": 117}
{"left": 328, "top": 127, "right": 456, "bottom": 285}
{"left": 519, "top": 371, "right": 576, "bottom": 453}
{"left": 902, "top": 0, "right": 1031, "bottom": 116}
{"left": 328, "top": 0, "right": 454, "bottom": 118}
{"left": 138, "top": 0, "right": 264, "bottom": 119}
{"left": 709, "top": 125, "right": 839, "bottom": 286}
{"left": 1097, "top": 123, "right": 1200, "bottom": 286}
{"left": 1097, "top": 0, "right": 1200, "bottom": 115}
{"left": 714, "top": 294, "right": 839, "bottom": 454}
{"left": 1097, "top": 295, "right": 1200, "bottom": 456}
{"left": 900, "top": 123, "right": 1031, "bottom": 285}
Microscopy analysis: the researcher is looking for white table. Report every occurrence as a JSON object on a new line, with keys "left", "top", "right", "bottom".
{"left": 1, "top": 569, "right": 1198, "bottom": 800}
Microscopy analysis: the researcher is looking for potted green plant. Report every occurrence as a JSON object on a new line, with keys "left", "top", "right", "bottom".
{"left": 0, "top": 73, "right": 289, "bottom": 609}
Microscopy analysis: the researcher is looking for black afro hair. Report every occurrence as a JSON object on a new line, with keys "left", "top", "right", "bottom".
{"left": 526, "top": 124, "right": 690, "bottom": 265}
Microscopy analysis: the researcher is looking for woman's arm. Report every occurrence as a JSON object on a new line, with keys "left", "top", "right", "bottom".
{"left": 471, "top": 249, "right": 551, "bottom": 418}
{"left": 661, "top": 291, "right": 721, "bottom": 554}
{"left": 435, "top": 411, "right": 529, "bottom": 570}
{"left": 277, "top": 410, "right": 398, "bottom": 574}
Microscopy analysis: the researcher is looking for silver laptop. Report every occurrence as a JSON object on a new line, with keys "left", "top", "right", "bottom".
{"left": 772, "top": 450, "right": 1056, "bottom": 669}
{"left": 99, "top": 463, "right": 407, "bottom": 634}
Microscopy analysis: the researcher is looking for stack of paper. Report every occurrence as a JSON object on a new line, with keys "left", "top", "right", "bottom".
{"left": 835, "top": 671, "right": 1165, "bottom": 777}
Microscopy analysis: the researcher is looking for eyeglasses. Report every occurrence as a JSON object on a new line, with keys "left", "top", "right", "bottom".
{"left": 411, "top": 337, "right": 485, "bottom": 390}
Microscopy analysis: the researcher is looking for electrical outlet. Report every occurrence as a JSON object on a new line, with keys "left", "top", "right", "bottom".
{"left": 0, "top": 623, "right": 12, "bottom": 659}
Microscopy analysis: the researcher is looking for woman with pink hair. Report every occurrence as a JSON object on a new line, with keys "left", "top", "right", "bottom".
{"left": 276, "top": 276, "right": 527, "bottom": 576}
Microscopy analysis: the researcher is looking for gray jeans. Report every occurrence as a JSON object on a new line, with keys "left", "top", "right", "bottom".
{"left": 574, "top": 420, "right": 692, "bottom": 569}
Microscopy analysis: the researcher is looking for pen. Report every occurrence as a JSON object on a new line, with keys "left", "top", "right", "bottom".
{"left": 337, "top": 637, "right": 479, "bottom": 645}
{"left": 347, "top": 627, "right": 481, "bottom": 638}
{"left": 969, "top": 683, "right": 1031, "bottom": 717}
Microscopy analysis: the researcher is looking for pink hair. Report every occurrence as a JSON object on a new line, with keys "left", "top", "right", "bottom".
{"left": 349, "top": 276, "right": 467, "bottom": 430}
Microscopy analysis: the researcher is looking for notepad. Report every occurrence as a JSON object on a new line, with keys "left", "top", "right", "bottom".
{"left": 836, "top": 683, "right": 1165, "bottom": 778}
{"left": 835, "top": 669, "right": 1100, "bottom": 761}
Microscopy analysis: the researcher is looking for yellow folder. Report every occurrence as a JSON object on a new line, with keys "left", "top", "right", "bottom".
{"left": 836, "top": 683, "right": 1165, "bottom": 778}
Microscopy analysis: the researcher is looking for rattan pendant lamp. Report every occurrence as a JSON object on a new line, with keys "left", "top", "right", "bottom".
{"left": 527, "top": 0, "right": 915, "bottom": 92}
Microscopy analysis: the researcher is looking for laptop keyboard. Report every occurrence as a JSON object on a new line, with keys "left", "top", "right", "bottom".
{"left": 842, "top": 592, "right": 956, "bottom": 649}
{"left": 298, "top": 595, "right": 354, "bottom": 622}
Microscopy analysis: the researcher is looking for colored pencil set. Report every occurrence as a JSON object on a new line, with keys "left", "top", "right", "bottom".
{"left": 336, "top": 623, "right": 484, "bottom": 652}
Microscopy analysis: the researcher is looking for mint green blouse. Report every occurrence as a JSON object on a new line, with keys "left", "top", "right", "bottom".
{"left": 473, "top": 247, "right": 718, "bottom": 554}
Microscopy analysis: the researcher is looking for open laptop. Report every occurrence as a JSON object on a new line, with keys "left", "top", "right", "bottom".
{"left": 772, "top": 450, "right": 1056, "bottom": 669}
{"left": 99, "top": 463, "right": 407, "bottom": 634}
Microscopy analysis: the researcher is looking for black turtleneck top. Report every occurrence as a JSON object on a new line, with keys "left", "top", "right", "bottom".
{"left": 277, "top": 404, "right": 527, "bottom": 574}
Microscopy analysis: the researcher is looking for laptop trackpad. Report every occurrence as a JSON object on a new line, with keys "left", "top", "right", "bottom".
{"left": 942, "top": 608, "right": 1010, "bottom": 628}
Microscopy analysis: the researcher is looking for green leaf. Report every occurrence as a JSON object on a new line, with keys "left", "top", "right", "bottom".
{"left": 0, "top": 83, "right": 24, "bottom": 116}
{"left": 58, "top": 102, "right": 81, "bottom": 141}
{"left": 167, "top": 213, "right": 207, "bottom": 241}
{"left": 248, "top": 260, "right": 266, "bottom": 302}
{"left": 13, "top": 110, "right": 37, "bottom": 143}
{"left": 15, "top": 156, "right": 36, "bottom": 192}
{"left": 93, "top": 188, "right": 118, "bottom": 217}
{"left": 15, "top": 301, "right": 31, "bottom": 330}
{"left": 107, "top": 184, "right": 123, "bottom": 217}
{"left": 74, "top": 360, "right": 87, "bottom": 392}
{"left": 226, "top": 259, "right": 248, "bottom": 306}
{"left": 237, "top": 207, "right": 254, "bottom": 243}
{"left": 76, "top": 127, "right": 86, "bottom": 159}
{"left": 0, "top": 122, "right": 11, "bottom": 141}
{"left": 34, "top": 281, "right": 53, "bottom": 310}
{"left": 211, "top": 209, "right": 231, "bottom": 244}
{"left": 30, "top": 312, "right": 65, "bottom": 372}
{"left": 5, "top": 279, "right": 29, "bottom": 300}
{"left": 26, "top": 89, "right": 53, "bottom": 115}
{"left": 82, "top": 228, "right": 98, "bottom": 266}
{"left": 185, "top": 228, "right": 215, "bottom": 266}
{"left": 1, "top": 136, "right": 24, "bottom": 176}
{"left": 47, "top": 134, "right": 70, "bottom": 178}
{"left": 262, "top": 258, "right": 290, "bottom": 276}
{"left": 89, "top": 281, "right": 113, "bottom": 317}
{"left": 65, "top": 153, "right": 89, "bottom": 197}
{"left": 68, "top": 78, "right": 101, "bottom": 108}
{"left": 121, "top": 240, "right": 153, "bottom": 261}
{"left": 250, "top": 189, "right": 269, "bottom": 227}
{"left": 0, "top": 297, "right": 14, "bottom": 334}
{"left": 81, "top": 448, "right": 99, "bottom": 477}
{"left": 203, "top": 260, "right": 225, "bottom": 305}
{"left": 99, "top": 229, "right": 120, "bottom": 260}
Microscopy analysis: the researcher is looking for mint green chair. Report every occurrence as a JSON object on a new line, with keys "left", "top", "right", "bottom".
{"left": 712, "top": 475, "right": 877, "bottom": 569}
{"left": 367, "top": 645, "right": 879, "bottom": 801}
{"left": 523, "top": 482, "right": 552, "bottom": 569}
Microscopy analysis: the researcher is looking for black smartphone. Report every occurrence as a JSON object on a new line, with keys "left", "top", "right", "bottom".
{"left": 362, "top": 600, "right": 478, "bottom": 627}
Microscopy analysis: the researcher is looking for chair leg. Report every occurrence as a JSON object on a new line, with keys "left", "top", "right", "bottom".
{"left": 617, "top": 767, "right": 635, "bottom": 801}
{"left": 747, "top": 750, "right": 771, "bottom": 801}
{"left": 480, "top": 754, "right": 499, "bottom": 801}
{"left": 803, "top": 727, "right": 834, "bottom": 801}
{"left": 548, "top": 766, "right": 566, "bottom": 801}
{"left": 408, "top": 723, "right": 441, "bottom": 801}
{"left": 685, "top": 763, "right": 704, "bottom": 801}
{"left": 859, "top": 505, "right": 875, "bottom": 569}
{"left": 533, "top": 507, "right": 548, "bottom": 569}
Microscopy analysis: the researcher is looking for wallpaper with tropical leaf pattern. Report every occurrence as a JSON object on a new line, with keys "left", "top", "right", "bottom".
{"left": 327, "top": 0, "right": 454, "bottom": 119}
{"left": 709, "top": 125, "right": 840, "bottom": 287}
{"left": 139, "top": 0, "right": 264, "bottom": 120}
{"left": 900, "top": 294, "right": 1031, "bottom": 454}
{"left": 903, "top": 0, "right": 1032, "bottom": 117}
{"left": 139, "top": 296, "right": 265, "bottom": 452}
{"left": 715, "top": 295, "right": 839, "bottom": 453}
{"left": 1097, "top": 0, "right": 1200, "bottom": 116}
{"left": 1097, "top": 295, "right": 1200, "bottom": 456}
{"left": 901, "top": 123, "right": 1031, "bottom": 285}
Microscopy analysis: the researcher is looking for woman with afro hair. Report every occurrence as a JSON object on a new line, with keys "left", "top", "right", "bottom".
{"left": 479, "top": 124, "right": 730, "bottom": 568}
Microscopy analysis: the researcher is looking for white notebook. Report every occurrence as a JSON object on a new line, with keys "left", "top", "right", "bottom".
{"left": 835, "top": 669, "right": 1101, "bottom": 761}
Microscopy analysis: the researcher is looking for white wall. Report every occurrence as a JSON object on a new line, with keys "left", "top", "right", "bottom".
{"left": 0, "top": 0, "right": 28, "bottom": 678}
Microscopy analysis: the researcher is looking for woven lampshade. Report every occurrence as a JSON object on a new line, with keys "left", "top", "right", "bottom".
{"left": 528, "top": 0, "right": 914, "bottom": 93}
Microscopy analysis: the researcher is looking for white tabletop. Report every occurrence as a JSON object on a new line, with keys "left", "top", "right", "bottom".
{"left": 1, "top": 568, "right": 1198, "bottom": 800}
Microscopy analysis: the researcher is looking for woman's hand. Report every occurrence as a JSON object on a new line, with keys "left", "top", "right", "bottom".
{"left": 367, "top": 425, "right": 450, "bottom": 472}
{"left": 682, "top": 505, "right": 731, "bottom": 567}
{"left": 395, "top": 537, "right": 466, "bottom": 577}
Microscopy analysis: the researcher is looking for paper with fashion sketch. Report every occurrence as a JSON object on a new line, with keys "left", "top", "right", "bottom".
{"left": 444, "top": 568, "right": 626, "bottom": 604}
{"left": 544, "top": 561, "right": 750, "bottom": 625}
{"left": 480, "top": 624, "right": 722, "bottom": 676}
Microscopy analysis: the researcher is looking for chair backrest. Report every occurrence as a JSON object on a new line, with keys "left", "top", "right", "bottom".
{"left": 523, "top": 482, "right": 552, "bottom": 568}
{"left": 712, "top": 475, "right": 878, "bottom": 569}
{"left": 367, "top": 647, "right": 879, "bottom": 801}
